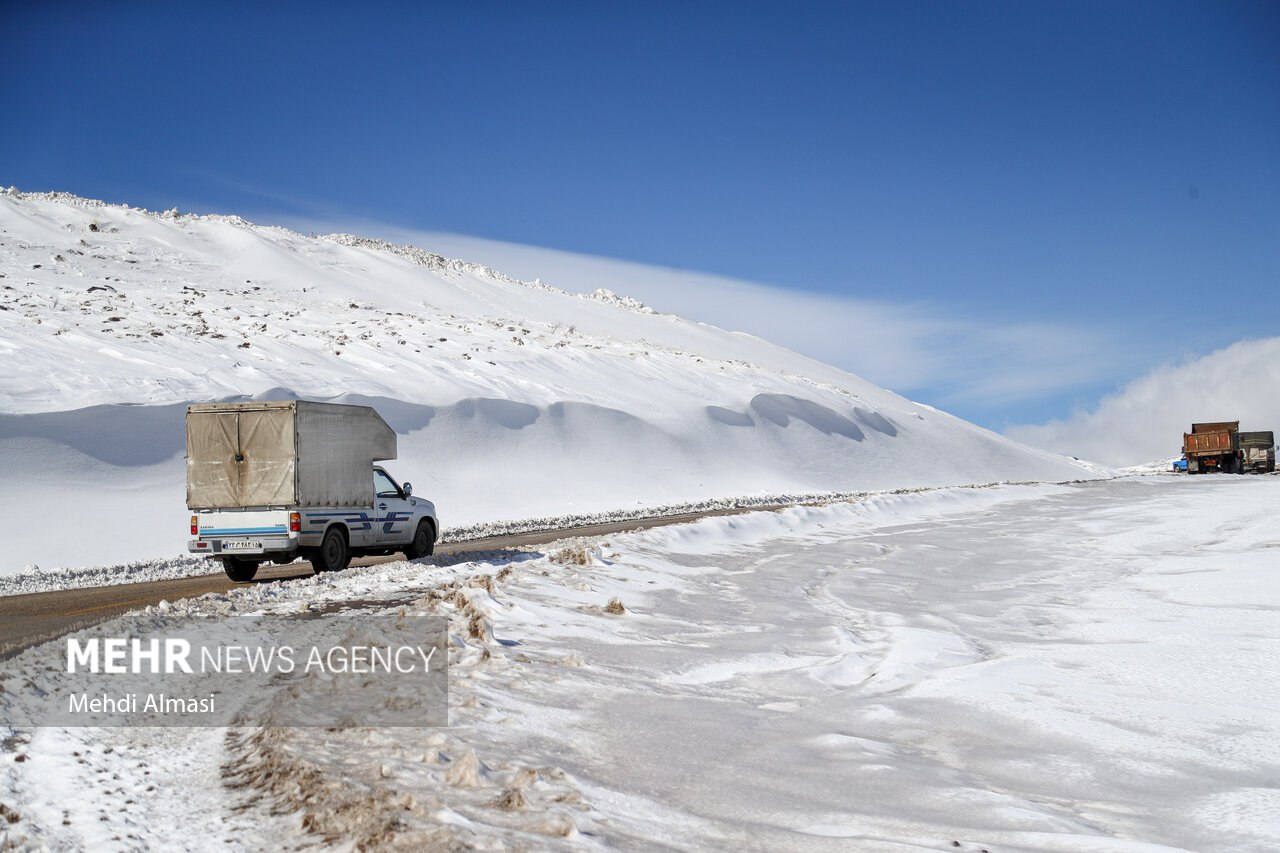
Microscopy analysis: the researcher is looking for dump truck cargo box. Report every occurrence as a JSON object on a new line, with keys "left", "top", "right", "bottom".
{"left": 1183, "top": 431, "right": 1238, "bottom": 455}
{"left": 186, "top": 400, "right": 397, "bottom": 509}
{"left": 1191, "top": 421, "right": 1240, "bottom": 434}
{"left": 1184, "top": 421, "right": 1240, "bottom": 456}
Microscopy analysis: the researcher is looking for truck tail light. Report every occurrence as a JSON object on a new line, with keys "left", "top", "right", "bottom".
{"left": 191, "top": 515, "right": 198, "bottom": 536}
{"left": 290, "top": 512, "right": 301, "bottom": 532}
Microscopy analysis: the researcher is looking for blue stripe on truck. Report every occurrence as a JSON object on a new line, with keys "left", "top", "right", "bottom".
{"left": 304, "top": 511, "right": 412, "bottom": 534}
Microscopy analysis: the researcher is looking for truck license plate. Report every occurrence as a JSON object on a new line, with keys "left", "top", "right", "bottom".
{"left": 223, "top": 540, "right": 263, "bottom": 552}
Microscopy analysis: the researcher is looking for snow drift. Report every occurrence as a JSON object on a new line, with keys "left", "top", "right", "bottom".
{"left": 0, "top": 189, "right": 1097, "bottom": 574}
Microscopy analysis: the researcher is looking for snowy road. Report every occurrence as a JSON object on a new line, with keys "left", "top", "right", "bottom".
{"left": 0, "top": 500, "right": 816, "bottom": 658}
{"left": 3, "top": 477, "right": 1278, "bottom": 851}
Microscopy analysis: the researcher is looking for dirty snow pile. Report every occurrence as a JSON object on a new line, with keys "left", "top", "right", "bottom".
{"left": 0, "top": 189, "right": 1099, "bottom": 575}
{"left": 4, "top": 478, "right": 1277, "bottom": 851}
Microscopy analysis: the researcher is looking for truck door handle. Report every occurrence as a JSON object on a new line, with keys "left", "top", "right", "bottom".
{"left": 378, "top": 503, "right": 388, "bottom": 510}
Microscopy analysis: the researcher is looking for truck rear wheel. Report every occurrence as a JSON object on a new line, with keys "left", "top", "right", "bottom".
{"left": 404, "top": 519, "right": 436, "bottom": 560}
{"left": 314, "top": 527, "right": 350, "bottom": 573}
{"left": 223, "top": 558, "right": 259, "bottom": 582}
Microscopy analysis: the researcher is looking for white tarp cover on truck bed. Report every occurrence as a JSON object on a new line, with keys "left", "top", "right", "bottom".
{"left": 186, "top": 401, "right": 397, "bottom": 509}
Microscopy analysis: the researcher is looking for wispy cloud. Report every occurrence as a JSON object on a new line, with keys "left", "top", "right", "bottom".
{"left": 166, "top": 172, "right": 365, "bottom": 222}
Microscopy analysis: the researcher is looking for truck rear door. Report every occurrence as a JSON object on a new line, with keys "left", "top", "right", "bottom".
{"left": 187, "top": 407, "right": 296, "bottom": 507}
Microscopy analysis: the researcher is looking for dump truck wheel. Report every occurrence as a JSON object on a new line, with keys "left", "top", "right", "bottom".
{"left": 223, "top": 558, "right": 259, "bottom": 582}
{"left": 315, "top": 527, "right": 350, "bottom": 573}
{"left": 404, "top": 519, "right": 436, "bottom": 560}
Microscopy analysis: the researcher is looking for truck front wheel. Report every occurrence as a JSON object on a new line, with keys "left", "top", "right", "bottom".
{"left": 314, "top": 527, "right": 350, "bottom": 573}
{"left": 223, "top": 558, "right": 259, "bottom": 582}
{"left": 404, "top": 519, "right": 436, "bottom": 560}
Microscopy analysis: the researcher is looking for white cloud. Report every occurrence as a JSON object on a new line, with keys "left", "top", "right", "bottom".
{"left": 1007, "top": 338, "right": 1280, "bottom": 466}
{"left": 268, "top": 218, "right": 1139, "bottom": 415}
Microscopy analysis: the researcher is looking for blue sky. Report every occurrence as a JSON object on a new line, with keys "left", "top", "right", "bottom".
{"left": 2, "top": 1, "right": 1276, "bottom": 429}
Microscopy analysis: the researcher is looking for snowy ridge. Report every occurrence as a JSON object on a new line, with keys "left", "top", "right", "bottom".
{"left": 582, "top": 287, "right": 655, "bottom": 313}
{"left": 326, "top": 235, "right": 654, "bottom": 312}
{"left": 0, "top": 189, "right": 1103, "bottom": 575}
{"left": 323, "top": 231, "right": 546, "bottom": 290}
{"left": 4, "top": 188, "right": 656, "bottom": 314}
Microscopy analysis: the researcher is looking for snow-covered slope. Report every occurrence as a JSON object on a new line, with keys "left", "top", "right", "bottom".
{"left": 0, "top": 189, "right": 1099, "bottom": 574}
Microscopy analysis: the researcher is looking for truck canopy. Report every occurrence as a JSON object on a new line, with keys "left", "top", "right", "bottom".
{"left": 186, "top": 400, "right": 397, "bottom": 509}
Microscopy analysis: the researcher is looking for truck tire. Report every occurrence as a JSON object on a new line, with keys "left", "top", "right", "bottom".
{"left": 404, "top": 519, "right": 436, "bottom": 560}
{"left": 223, "top": 558, "right": 259, "bottom": 582}
{"left": 314, "top": 527, "right": 350, "bottom": 573}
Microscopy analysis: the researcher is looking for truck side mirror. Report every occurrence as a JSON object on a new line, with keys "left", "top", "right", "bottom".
{"left": 403, "top": 482, "right": 413, "bottom": 497}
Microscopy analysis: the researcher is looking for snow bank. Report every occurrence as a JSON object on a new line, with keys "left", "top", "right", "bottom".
{"left": 0, "top": 481, "right": 1088, "bottom": 597}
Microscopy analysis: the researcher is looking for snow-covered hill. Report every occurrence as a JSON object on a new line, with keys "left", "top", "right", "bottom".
{"left": 0, "top": 189, "right": 1100, "bottom": 574}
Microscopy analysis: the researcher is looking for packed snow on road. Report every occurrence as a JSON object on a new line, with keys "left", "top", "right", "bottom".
{"left": 3, "top": 476, "right": 1277, "bottom": 851}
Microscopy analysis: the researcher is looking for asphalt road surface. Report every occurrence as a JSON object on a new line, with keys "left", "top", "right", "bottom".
{"left": 0, "top": 506, "right": 794, "bottom": 660}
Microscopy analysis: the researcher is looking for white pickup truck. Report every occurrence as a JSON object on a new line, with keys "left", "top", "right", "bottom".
{"left": 186, "top": 400, "right": 438, "bottom": 581}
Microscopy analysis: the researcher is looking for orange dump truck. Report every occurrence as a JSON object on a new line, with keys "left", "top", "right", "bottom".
{"left": 1182, "top": 421, "right": 1241, "bottom": 474}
